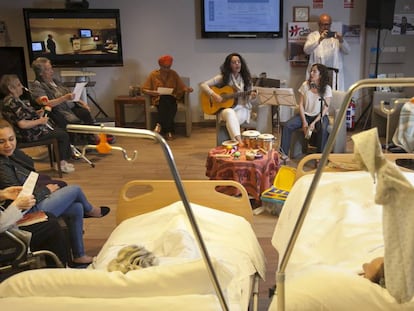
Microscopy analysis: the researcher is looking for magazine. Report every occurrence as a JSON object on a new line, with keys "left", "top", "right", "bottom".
{"left": 17, "top": 211, "right": 48, "bottom": 227}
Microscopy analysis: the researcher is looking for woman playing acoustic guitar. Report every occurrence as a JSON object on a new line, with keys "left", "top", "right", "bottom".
{"left": 200, "top": 53, "right": 257, "bottom": 146}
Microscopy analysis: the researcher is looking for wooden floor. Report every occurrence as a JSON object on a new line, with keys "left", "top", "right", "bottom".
{"left": 30, "top": 123, "right": 355, "bottom": 311}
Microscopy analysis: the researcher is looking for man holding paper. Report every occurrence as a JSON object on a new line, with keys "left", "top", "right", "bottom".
{"left": 29, "top": 57, "right": 95, "bottom": 131}
{"left": 142, "top": 55, "right": 193, "bottom": 140}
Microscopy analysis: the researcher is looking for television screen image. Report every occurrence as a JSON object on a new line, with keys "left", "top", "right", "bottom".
{"left": 32, "top": 41, "right": 45, "bottom": 52}
{"left": 79, "top": 29, "right": 92, "bottom": 38}
{"left": 23, "top": 8, "right": 123, "bottom": 68}
{"left": 201, "top": 0, "right": 283, "bottom": 38}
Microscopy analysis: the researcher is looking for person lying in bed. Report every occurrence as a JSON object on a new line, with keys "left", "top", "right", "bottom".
{"left": 361, "top": 257, "right": 385, "bottom": 287}
{"left": 0, "top": 119, "right": 110, "bottom": 266}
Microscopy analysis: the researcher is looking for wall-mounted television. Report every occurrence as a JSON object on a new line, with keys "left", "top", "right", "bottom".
{"left": 23, "top": 8, "right": 123, "bottom": 68}
{"left": 201, "top": 0, "right": 283, "bottom": 39}
{"left": 79, "top": 29, "right": 92, "bottom": 38}
{"left": 32, "top": 41, "right": 46, "bottom": 52}
{"left": 0, "top": 47, "right": 28, "bottom": 98}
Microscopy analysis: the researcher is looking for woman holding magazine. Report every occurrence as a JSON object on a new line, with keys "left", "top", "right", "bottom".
{"left": 0, "top": 186, "right": 68, "bottom": 268}
{"left": 0, "top": 119, "right": 110, "bottom": 266}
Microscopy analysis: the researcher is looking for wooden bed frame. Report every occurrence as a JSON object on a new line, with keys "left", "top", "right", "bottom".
{"left": 295, "top": 153, "right": 414, "bottom": 181}
{"left": 117, "top": 180, "right": 253, "bottom": 225}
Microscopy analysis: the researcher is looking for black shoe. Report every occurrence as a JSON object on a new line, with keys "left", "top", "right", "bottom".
{"left": 84, "top": 206, "right": 111, "bottom": 218}
{"left": 68, "top": 262, "right": 90, "bottom": 269}
{"left": 382, "top": 143, "right": 396, "bottom": 150}
{"left": 389, "top": 146, "right": 407, "bottom": 153}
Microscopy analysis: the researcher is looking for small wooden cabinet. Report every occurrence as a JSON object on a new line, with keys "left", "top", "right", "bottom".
{"left": 114, "top": 95, "right": 146, "bottom": 127}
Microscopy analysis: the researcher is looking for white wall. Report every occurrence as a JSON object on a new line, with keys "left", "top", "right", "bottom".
{"left": 0, "top": 0, "right": 412, "bottom": 123}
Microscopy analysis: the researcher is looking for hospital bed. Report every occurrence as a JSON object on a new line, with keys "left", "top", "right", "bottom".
{"left": 268, "top": 77, "right": 414, "bottom": 311}
{"left": 0, "top": 126, "right": 265, "bottom": 311}
{"left": 268, "top": 153, "right": 414, "bottom": 311}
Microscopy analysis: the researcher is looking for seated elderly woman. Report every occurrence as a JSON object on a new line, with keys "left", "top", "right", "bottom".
{"left": 0, "top": 74, "right": 75, "bottom": 173}
{"left": 0, "top": 119, "right": 110, "bottom": 265}
{"left": 29, "top": 57, "right": 100, "bottom": 143}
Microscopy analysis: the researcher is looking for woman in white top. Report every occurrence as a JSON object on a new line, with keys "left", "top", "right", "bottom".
{"left": 200, "top": 53, "right": 257, "bottom": 146}
{"left": 281, "top": 63, "right": 332, "bottom": 157}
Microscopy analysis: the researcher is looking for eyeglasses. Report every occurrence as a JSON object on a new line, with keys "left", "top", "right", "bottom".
{"left": 319, "top": 23, "right": 331, "bottom": 26}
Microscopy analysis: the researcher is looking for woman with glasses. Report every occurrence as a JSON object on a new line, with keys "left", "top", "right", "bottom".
{"left": 0, "top": 74, "right": 75, "bottom": 173}
{"left": 200, "top": 53, "right": 257, "bottom": 146}
{"left": 304, "top": 13, "right": 350, "bottom": 91}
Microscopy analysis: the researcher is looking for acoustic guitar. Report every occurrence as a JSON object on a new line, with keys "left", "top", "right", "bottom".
{"left": 201, "top": 85, "right": 253, "bottom": 115}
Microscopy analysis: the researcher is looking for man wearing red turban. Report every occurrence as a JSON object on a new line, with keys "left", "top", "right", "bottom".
{"left": 158, "top": 55, "right": 173, "bottom": 68}
{"left": 142, "top": 55, "right": 193, "bottom": 140}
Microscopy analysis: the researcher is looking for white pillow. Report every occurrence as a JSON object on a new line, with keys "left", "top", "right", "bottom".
{"left": 0, "top": 259, "right": 232, "bottom": 298}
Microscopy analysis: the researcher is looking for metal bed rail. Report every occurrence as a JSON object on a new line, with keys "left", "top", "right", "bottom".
{"left": 276, "top": 77, "right": 414, "bottom": 311}
{"left": 67, "top": 125, "right": 229, "bottom": 311}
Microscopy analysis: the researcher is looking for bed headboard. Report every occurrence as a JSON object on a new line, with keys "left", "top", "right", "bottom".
{"left": 296, "top": 153, "right": 414, "bottom": 181}
{"left": 117, "top": 180, "right": 253, "bottom": 225}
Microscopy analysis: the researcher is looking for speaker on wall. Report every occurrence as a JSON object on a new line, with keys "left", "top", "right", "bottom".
{"left": 365, "top": 0, "right": 396, "bottom": 30}
{"left": 65, "top": 0, "right": 89, "bottom": 9}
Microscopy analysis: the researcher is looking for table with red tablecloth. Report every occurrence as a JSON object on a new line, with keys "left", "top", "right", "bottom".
{"left": 205, "top": 146, "right": 280, "bottom": 202}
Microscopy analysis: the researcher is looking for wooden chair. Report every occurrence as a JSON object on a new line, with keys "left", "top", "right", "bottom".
{"left": 289, "top": 90, "right": 348, "bottom": 158}
{"left": 144, "top": 77, "right": 192, "bottom": 137}
{"left": 216, "top": 78, "right": 279, "bottom": 146}
{"left": 17, "top": 138, "right": 62, "bottom": 178}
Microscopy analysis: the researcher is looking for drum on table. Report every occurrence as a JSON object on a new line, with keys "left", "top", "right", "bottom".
{"left": 258, "top": 133, "right": 275, "bottom": 151}
{"left": 242, "top": 130, "right": 260, "bottom": 149}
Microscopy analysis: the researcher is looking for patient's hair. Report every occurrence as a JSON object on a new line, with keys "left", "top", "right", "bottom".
{"left": 363, "top": 257, "right": 385, "bottom": 286}
{"left": 0, "top": 118, "right": 13, "bottom": 130}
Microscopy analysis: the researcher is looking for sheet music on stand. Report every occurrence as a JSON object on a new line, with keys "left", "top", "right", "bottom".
{"left": 256, "top": 87, "right": 297, "bottom": 107}
{"left": 256, "top": 87, "right": 297, "bottom": 143}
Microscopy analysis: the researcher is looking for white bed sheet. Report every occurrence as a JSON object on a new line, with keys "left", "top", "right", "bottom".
{"left": 269, "top": 171, "right": 414, "bottom": 310}
{"left": 0, "top": 295, "right": 223, "bottom": 311}
{"left": 93, "top": 201, "right": 266, "bottom": 310}
{"left": 0, "top": 201, "right": 265, "bottom": 311}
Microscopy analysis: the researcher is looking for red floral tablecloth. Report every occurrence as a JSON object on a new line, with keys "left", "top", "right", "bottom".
{"left": 205, "top": 146, "right": 280, "bottom": 202}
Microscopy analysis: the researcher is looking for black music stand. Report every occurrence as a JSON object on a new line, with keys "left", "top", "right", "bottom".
{"left": 256, "top": 87, "right": 297, "bottom": 139}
